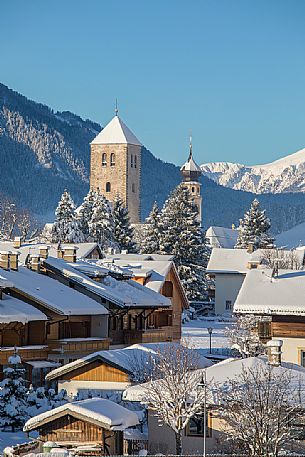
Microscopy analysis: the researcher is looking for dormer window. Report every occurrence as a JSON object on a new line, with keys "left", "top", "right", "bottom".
{"left": 110, "top": 153, "right": 115, "bottom": 166}
{"left": 102, "top": 153, "right": 107, "bottom": 167}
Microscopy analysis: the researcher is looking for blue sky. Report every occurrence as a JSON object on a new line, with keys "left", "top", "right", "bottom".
{"left": 1, "top": 0, "right": 305, "bottom": 166}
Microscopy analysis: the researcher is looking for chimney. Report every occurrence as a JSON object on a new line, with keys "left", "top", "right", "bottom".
{"left": 9, "top": 252, "right": 19, "bottom": 271}
{"left": 0, "top": 251, "right": 10, "bottom": 270}
{"left": 247, "top": 260, "right": 260, "bottom": 270}
{"left": 62, "top": 246, "right": 78, "bottom": 263}
{"left": 13, "top": 236, "right": 22, "bottom": 249}
{"left": 29, "top": 254, "right": 41, "bottom": 272}
{"left": 39, "top": 245, "right": 49, "bottom": 259}
{"left": 247, "top": 242, "right": 254, "bottom": 254}
{"left": 267, "top": 339, "right": 283, "bottom": 366}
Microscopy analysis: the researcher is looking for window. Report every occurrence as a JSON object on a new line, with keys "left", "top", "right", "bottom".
{"left": 300, "top": 351, "right": 305, "bottom": 368}
{"left": 258, "top": 321, "right": 271, "bottom": 340}
{"left": 102, "top": 153, "right": 107, "bottom": 167}
{"left": 106, "top": 182, "right": 111, "bottom": 192}
{"left": 225, "top": 300, "right": 232, "bottom": 311}
{"left": 163, "top": 281, "right": 173, "bottom": 298}
{"left": 131, "top": 155, "right": 133, "bottom": 168}
{"left": 192, "top": 186, "right": 195, "bottom": 193}
{"left": 134, "top": 155, "right": 137, "bottom": 168}
{"left": 132, "top": 183, "right": 135, "bottom": 193}
{"left": 186, "top": 413, "right": 211, "bottom": 437}
{"left": 110, "top": 153, "right": 115, "bottom": 166}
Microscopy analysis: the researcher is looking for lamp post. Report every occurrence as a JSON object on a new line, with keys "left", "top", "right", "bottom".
{"left": 198, "top": 370, "right": 207, "bottom": 457}
{"left": 208, "top": 327, "right": 213, "bottom": 354}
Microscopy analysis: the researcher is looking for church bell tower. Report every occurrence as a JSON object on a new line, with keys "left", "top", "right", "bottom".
{"left": 180, "top": 137, "right": 202, "bottom": 225}
{"left": 90, "top": 109, "right": 142, "bottom": 224}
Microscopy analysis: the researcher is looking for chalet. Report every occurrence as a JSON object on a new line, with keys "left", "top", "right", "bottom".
{"left": 41, "top": 254, "right": 176, "bottom": 347}
{"left": 100, "top": 253, "right": 189, "bottom": 341}
{"left": 0, "top": 251, "right": 109, "bottom": 384}
{"left": 45, "top": 343, "right": 212, "bottom": 398}
{"left": 124, "top": 356, "right": 305, "bottom": 454}
{"left": 23, "top": 398, "right": 139, "bottom": 455}
{"left": 234, "top": 268, "right": 305, "bottom": 366}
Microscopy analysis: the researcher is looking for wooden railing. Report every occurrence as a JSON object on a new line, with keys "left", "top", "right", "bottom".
{"left": 124, "top": 327, "right": 173, "bottom": 345}
{"left": 48, "top": 337, "right": 110, "bottom": 354}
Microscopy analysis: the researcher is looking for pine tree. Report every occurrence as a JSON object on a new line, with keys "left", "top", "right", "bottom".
{"left": 52, "top": 190, "right": 84, "bottom": 243}
{"left": 88, "top": 193, "right": 114, "bottom": 248}
{"left": 235, "top": 199, "right": 275, "bottom": 250}
{"left": 78, "top": 189, "right": 97, "bottom": 239}
{"left": 159, "top": 184, "right": 210, "bottom": 301}
{"left": 0, "top": 353, "right": 28, "bottom": 431}
{"left": 141, "top": 202, "right": 161, "bottom": 254}
{"left": 112, "top": 195, "right": 137, "bottom": 253}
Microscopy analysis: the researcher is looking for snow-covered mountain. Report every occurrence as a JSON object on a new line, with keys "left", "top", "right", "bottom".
{"left": 201, "top": 148, "right": 305, "bottom": 194}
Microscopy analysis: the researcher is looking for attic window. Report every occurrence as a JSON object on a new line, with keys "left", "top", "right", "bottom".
{"left": 102, "top": 153, "right": 107, "bottom": 167}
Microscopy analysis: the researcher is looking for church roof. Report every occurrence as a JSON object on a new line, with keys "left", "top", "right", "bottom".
{"left": 91, "top": 115, "right": 142, "bottom": 146}
{"left": 180, "top": 153, "right": 202, "bottom": 173}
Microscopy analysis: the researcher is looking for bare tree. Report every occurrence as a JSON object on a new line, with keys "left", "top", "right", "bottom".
{"left": 216, "top": 362, "right": 304, "bottom": 456}
{"left": 226, "top": 315, "right": 265, "bottom": 358}
{"left": 260, "top": 248, "right": 303, "bottom": 270}
{"left": 141, "top": 344, "right": 206, "bottom": 455}
{"left": 0, "top": 197, "right": 17, "bottom": 240}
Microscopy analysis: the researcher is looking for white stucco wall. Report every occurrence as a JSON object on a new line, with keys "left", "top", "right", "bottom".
{"left": 274, "top": 337, "right": 305, "bottom": 365}
{"left": 214, "top": 273, "right": 245, "bottom": 315}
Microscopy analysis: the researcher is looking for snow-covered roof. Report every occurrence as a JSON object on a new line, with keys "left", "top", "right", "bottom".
{"left": 0, "top": 294, "right": 47, "bottom": 324}
{"left": 123, "top": 356, "right": 305, "bottom": 402}
{"left": 43, "top": 257, "right": 170, "bottom": 309}
{"left": 23, "top": 398, "right": 139, "bottom": 432}
{"left": 0, "top": 267, "right": 108, "bottom": 316}
{"left": 276, "top": 221, "right": 305, "bottom": 249}
{"left": 180, "top": 153, "right": 202, "bottom": 173}
{"left": 91, "top": 115, "right": 142, "bottom": 146}
{"left": 207, "top": 248, "right": 251, "bottom": 274}
{"left": 46, "top": 342, "right": 212, "bottom": 381}
{"left": 0, "top": 242, "right": 101, "bottom": 265}
{"left": 234, "top": 268, "right": 305, "bottom": 315}
{"left": 206, "top": 226, "right": 239, "bottom": 249}
{"left": 101, "top": 254, "right": 174, "bottom": 293}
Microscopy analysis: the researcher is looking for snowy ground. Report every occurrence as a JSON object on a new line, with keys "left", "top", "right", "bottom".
{"left": 182, "top": 317, "right": 234, "bottom": 356}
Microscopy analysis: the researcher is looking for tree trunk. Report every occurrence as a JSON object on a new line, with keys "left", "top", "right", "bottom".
{"left": 175, "top": 430, "right": 182, "bottom": 455}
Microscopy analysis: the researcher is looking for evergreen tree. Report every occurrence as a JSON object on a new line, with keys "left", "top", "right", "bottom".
{"left": 0, "top": 353, "right": 28, "bottom": 431}
{"left": 141, "top": 202, "right": 161, "bottom": 254}
{"left": 88, "top": 193, "right": 114, "bottom": 248}
{"left": 112, "top": 195, "right": 137, "bottom": 253}
{"left": 235, "top": 199, "right": 275, "bottom": 250}
{"left": 159, "top": 184, "right": 210, "bottom": 301}
{"left": 52, "top": 190, "right": 84, "bottom": 243}
{"left": 78, "top": 189, "right": 97, "bottom": 239}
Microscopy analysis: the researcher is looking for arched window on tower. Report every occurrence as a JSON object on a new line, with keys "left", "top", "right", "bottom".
{"left": 106, "top": 182, "right": 111, "bottom": 192}
{"left": 134, "top": 155, "right": 137, "bottom": 168}
{"left": 110, "top": 153, "right": 115, "bottom": 166}
{"left": 102, "top": 153, "right": 107, "bottom": 167}
{"left": 131, "top": 155, "right": 134, "bottom": 168}
{"left": 192, "top": 186, "right": 195, "bottom": 193}
{"left": 132, "top": 183, "right": 135, "bottom": 193}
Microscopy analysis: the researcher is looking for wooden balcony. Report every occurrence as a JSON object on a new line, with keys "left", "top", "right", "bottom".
{"left": 123, "top": 327, "right": 173, "bottom": 345}
{"left": 0, "top": 345, "right": 49, "bottom": 365}
{"left": 48, "top": 337, "right": 110, "bottom": 356}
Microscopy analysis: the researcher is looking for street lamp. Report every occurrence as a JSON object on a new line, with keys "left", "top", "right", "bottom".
{"left": 207, "top": 327, "right": 213, "bottom": 354}
{"left": 198, "top": 370, "right": 207, "bottom": 457}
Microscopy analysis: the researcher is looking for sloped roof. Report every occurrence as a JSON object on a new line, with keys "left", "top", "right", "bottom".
{"left": 206, "top": 226, "right": 238, "bottom": 249}
{"left": 91, "top": 115, "right": 142, "bottom": 146}
{"left": 207, "top": 248, "right": 251, "bottom": 274}
{"left": 23, "top": 398, "right": 139, "bottom": 432}
{"left": 0, "top": 267, "right": 108, "bottom": 316}
{"left": 234, "top": 268, "right": 305, "bottom": 315}
{"left": 0, "top": 294, "right": 47, "bottom": 324}
{"left": 180, "top": 155, "right": 201, "bottom": 173}
{"left": 46, "top": 342, "right": 212, "bottom": 381}
{"left": 43, "top": 257, "right": 170, "bottom": 309}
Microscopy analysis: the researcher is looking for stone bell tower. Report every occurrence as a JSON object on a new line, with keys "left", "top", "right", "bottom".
{"left": 90, "top": 109, "right": 142, "bottom": 224}
{"left": 180, "top": 137, "right": 202, "bottom": 225}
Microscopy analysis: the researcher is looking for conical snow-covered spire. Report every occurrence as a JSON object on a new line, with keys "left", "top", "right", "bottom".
{"left": 180, "top": 135, "right": 202, "bottom": 182}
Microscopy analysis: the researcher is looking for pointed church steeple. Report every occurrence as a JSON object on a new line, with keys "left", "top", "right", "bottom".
{"left": 180, "top": 136, "right": 202, "bottom": 182}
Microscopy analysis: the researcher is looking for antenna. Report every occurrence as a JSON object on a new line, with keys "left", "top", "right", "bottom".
{"left": 115, "top": 98, "right": 119, "bottom": 116}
